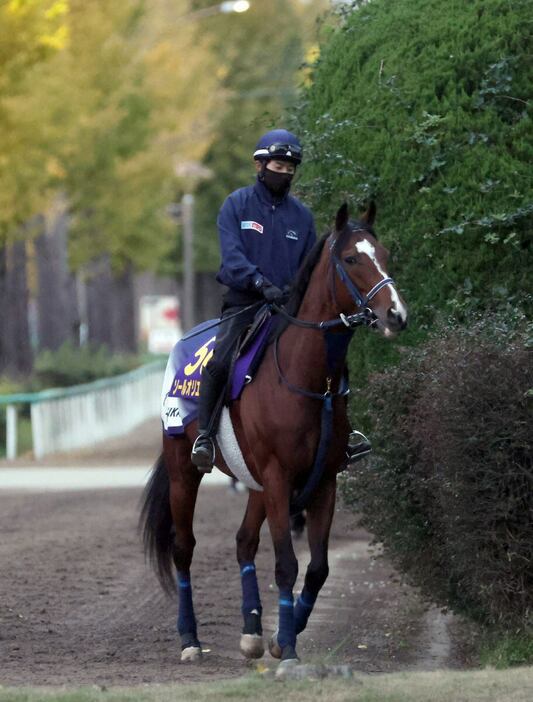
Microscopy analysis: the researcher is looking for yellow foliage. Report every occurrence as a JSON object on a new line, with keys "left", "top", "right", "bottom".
{"left": 45, "top": 157, "right": 66, "bottom": 179}
{"left": 0, "top": 0, "right": 324, "bottom": 266}
{"left": 44, "top": 0, "right": 68, "bottom": 20}
{"left": 39, "top": 23, "right": 69, "bottom": 50}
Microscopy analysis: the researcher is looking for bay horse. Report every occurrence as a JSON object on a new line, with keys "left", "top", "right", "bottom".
{"left": 141, "top": 202, "right": 407, "bottom": 672}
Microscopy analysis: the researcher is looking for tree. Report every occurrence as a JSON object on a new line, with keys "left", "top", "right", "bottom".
{"left": 1, "top": 1, "right": 221, "bottom": 359}
{"left": 0, "top": 1, "right": 70, "bottom": 373}
{"left": 1, "top": 237, "right": 33, "bottom": 375}
{"left": 0, "top": 0, "right": 70, "bottom": 237}
{"left": 193, "top": 0, "right": 328, "bottom": 273}
{"left": 35, "top": 196, "right": 79, "bottom": 350}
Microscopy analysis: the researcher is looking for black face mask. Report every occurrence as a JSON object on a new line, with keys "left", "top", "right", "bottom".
{"left": 261, "top": 166, "right": 293, "bottom": 197}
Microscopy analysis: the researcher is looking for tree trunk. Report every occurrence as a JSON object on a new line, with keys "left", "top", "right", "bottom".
{"left": 2, "top": 240, "right": 33, "bottom": 376}
{"left": 0, "top": 246, "right": 7, "bottom": 374}
{"left": 111, "top": 264, "right": 137, "bottom": 353}
{"left": 86, "top": 257, "right": 114, "bottom": 349}
{"left": 35, "top": 199, "right": 79, "bottom": 350}
{"left": 86, "top": 258, "right": 137, "bottom": 354}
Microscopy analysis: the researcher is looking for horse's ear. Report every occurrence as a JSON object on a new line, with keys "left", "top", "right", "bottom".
{"left": 361, "top": 201, "right": 376, "bottom": 227}
{"left": 335, "top": 202, "right": 349, "bottom": 232}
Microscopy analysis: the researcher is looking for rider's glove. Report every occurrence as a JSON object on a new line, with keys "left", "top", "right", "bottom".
{"left": 262, "top": 281, "right": 285, "bottom": 304}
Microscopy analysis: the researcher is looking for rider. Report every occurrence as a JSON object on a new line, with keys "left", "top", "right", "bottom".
{"left": 191, "top": 129, "right": 315, "bottom": 471}
{"left": 191, "top": 128, "right": 370, "bottom": 472}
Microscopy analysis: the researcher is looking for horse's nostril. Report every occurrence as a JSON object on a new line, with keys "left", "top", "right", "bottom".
{"left": 387, "top": 308, "right": 399, "bottom": 321}
{"left": 387, "top": 308, "right": 406, "bottom": 330}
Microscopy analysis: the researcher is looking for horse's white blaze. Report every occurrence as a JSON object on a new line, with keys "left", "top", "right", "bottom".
{"left": 355, "top": 239, "right": 407, "bottom": 321}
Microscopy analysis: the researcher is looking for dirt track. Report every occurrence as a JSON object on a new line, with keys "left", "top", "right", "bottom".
{"left": 0, "top": 422, "right": 465, "bottom": 686}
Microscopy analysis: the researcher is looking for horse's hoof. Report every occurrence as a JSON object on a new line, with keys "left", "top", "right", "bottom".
{"left": 275, "top": 657, "right": 300, "bottom": 680}
{"left": 181, "top": 645, "right": 202, "bottom": 662}
{"left": 240, "top": 633, "right": 265, "bottom": 659}
{"left": 268, "top": 631, "right": 282, "bottom": 659}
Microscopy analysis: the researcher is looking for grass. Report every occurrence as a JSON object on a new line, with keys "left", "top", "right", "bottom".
{"left": 479, "top": 632, "right": 533, "bottom": 669}
{"left": 1, "top": 667, "right": 533, "bottom": 702}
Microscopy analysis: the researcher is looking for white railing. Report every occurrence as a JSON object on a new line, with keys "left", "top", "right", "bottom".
{"left": 0, "top": 361, "right": 165, "bottom": 459}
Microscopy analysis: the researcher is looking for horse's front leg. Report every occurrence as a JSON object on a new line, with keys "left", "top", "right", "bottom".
{"left": 269, "top": 476, "right": 337, "bottom": 660}
{"left": 236, "top": 489, "right": 266, "bottom": 659}
{"left": 263, "top": 463, "right": 299, "bottom": 664}
{"left": 293, "top": 476, "right": 336, "bottom": 638}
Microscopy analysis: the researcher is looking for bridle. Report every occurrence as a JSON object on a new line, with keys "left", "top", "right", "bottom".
{"left": 272, "top": 227, "right": 398, "bottom": 406}
{"left": 273, "top": 230, "right": 396, "bottom": 333}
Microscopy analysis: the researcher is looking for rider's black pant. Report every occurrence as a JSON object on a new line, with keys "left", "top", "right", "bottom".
{"left": 206, "top": 304, "right": 259, "bottom": 380}
{"left": 196, "top": 303, "right": 259, "bottom": 436}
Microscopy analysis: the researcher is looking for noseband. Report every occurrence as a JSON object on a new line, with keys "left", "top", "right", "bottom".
{"left": 329, "top": 229, "right": 395, "bottom": 328}
{"left": 331, "top": 254, "right": 394, "bottom": 320}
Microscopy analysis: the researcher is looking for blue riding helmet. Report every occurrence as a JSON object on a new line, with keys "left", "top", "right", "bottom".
{"left": 253, "top": 129, "right": 303, "bottom": 165}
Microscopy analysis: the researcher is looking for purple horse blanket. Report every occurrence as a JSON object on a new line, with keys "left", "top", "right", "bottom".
{"left": 161, "top": 316, "right": 272, "bottom": 436}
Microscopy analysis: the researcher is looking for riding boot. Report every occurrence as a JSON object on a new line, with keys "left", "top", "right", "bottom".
{"left": 191, "top": 364, "right": 226, "bottom": 474}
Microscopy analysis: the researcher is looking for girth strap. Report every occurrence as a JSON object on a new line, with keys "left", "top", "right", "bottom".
{"left": 275, "top": 327, "right": 353, "bottom": 515}
{"left": 290, "top": 394, "right": 334, "bottom": 515}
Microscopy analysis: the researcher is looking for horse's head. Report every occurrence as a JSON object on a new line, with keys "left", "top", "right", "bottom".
{"left": 331, "top": 202, "right": 407, "bottom": 337}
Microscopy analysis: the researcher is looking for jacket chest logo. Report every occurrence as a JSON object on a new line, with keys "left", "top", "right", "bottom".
{"left": 241, "top": 220, "right": 263, "bottom": 234}
{"left": 286, "top": 230, "right": 298, "bottom": 240}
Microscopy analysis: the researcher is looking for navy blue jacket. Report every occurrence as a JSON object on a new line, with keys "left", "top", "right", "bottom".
{"left": 216, "top": 179, "right": 316, "bottom": 301}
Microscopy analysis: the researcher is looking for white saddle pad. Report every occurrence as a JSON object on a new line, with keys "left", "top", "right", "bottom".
{"left": 217, "top": 408, "right": 263, "bottom": 492}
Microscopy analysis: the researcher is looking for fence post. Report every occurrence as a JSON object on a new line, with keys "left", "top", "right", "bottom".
{"left": 31, "top": 403, "right": 45, "bottom": 460}
{"left": 6, "top": 404, "right": 17, "bottom": 460}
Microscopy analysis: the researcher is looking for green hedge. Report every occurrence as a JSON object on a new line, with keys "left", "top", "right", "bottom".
{"left": 295, "top": 0, "right": 532, "bottom": 380}
{"left": 342, "top": 314, "right": 532, "bottom": 629}
{"left": 296, "top": 0, "right": 532, "bottom": 642}
{"left": 33, "top": 342, "right": 141, "bottom": 389}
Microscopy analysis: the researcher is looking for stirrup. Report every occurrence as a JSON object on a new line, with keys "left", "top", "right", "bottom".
{"left": 346, "top": 430, "right": 372, "bottom": 464}
{"left": 191, "top": 434, "right": 215, "bottom": 473}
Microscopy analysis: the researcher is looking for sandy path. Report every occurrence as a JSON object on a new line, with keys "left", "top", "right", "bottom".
{"left": 0, "top": 479, "right": 459, "bottom": 686}
{"left": 0, "top": 418, "right": 464, "bottom": 685}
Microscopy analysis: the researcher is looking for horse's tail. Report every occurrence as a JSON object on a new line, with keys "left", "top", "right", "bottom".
{"left": 139, "top": 453, "right": 176, "bottom": 595}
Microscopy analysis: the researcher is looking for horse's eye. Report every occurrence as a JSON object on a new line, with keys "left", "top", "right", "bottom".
{"left": 344, "top": 255, "right": 359, "bottom": 265}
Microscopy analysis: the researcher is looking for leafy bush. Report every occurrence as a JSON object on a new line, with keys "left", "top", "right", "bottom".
{"left": 342, "top": 315, "right": 533, "bottom": 628}
{"left": 295, "top": 0, "right": 532, "bottom": 376}
{"left": 33, "top": 342, "right": 140, "bottom": 388}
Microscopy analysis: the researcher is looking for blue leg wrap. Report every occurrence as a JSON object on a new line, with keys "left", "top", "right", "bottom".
{"left": 177, "top": 572, "right": 197, "bottom": 637}
{"left": 294, "top": 588, "right": 317, "bottom": 635}
{"left": 278, "top": 589, "right": 296, "bottom": 650}
{"left": 240, "top": 562, "right": 262, "bottom": 616}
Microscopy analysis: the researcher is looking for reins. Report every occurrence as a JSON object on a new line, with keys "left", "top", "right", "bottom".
{"left": 180, "top": 302, "right": 264, "bottom": 342}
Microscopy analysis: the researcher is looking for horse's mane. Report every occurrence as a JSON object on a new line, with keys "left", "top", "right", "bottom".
{"left": 270, "top": 234, "right": 329, "bottom": 341}
{"left": 287, "top": 234, "right": 330, "bottom": 316}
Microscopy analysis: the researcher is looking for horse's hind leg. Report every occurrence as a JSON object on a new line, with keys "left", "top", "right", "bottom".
{"left": 236, "top": 490, "right": 266, "bottom": 659}
{"left": 294, "top": 477, "right": 336, "bottom": 640}
{"left": 164, "top": 435, "right": 203, "bottom": 662}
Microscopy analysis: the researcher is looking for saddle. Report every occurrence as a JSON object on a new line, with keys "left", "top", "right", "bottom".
{"left": 227, "top": 305, "right": 273, "bottom": 401}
